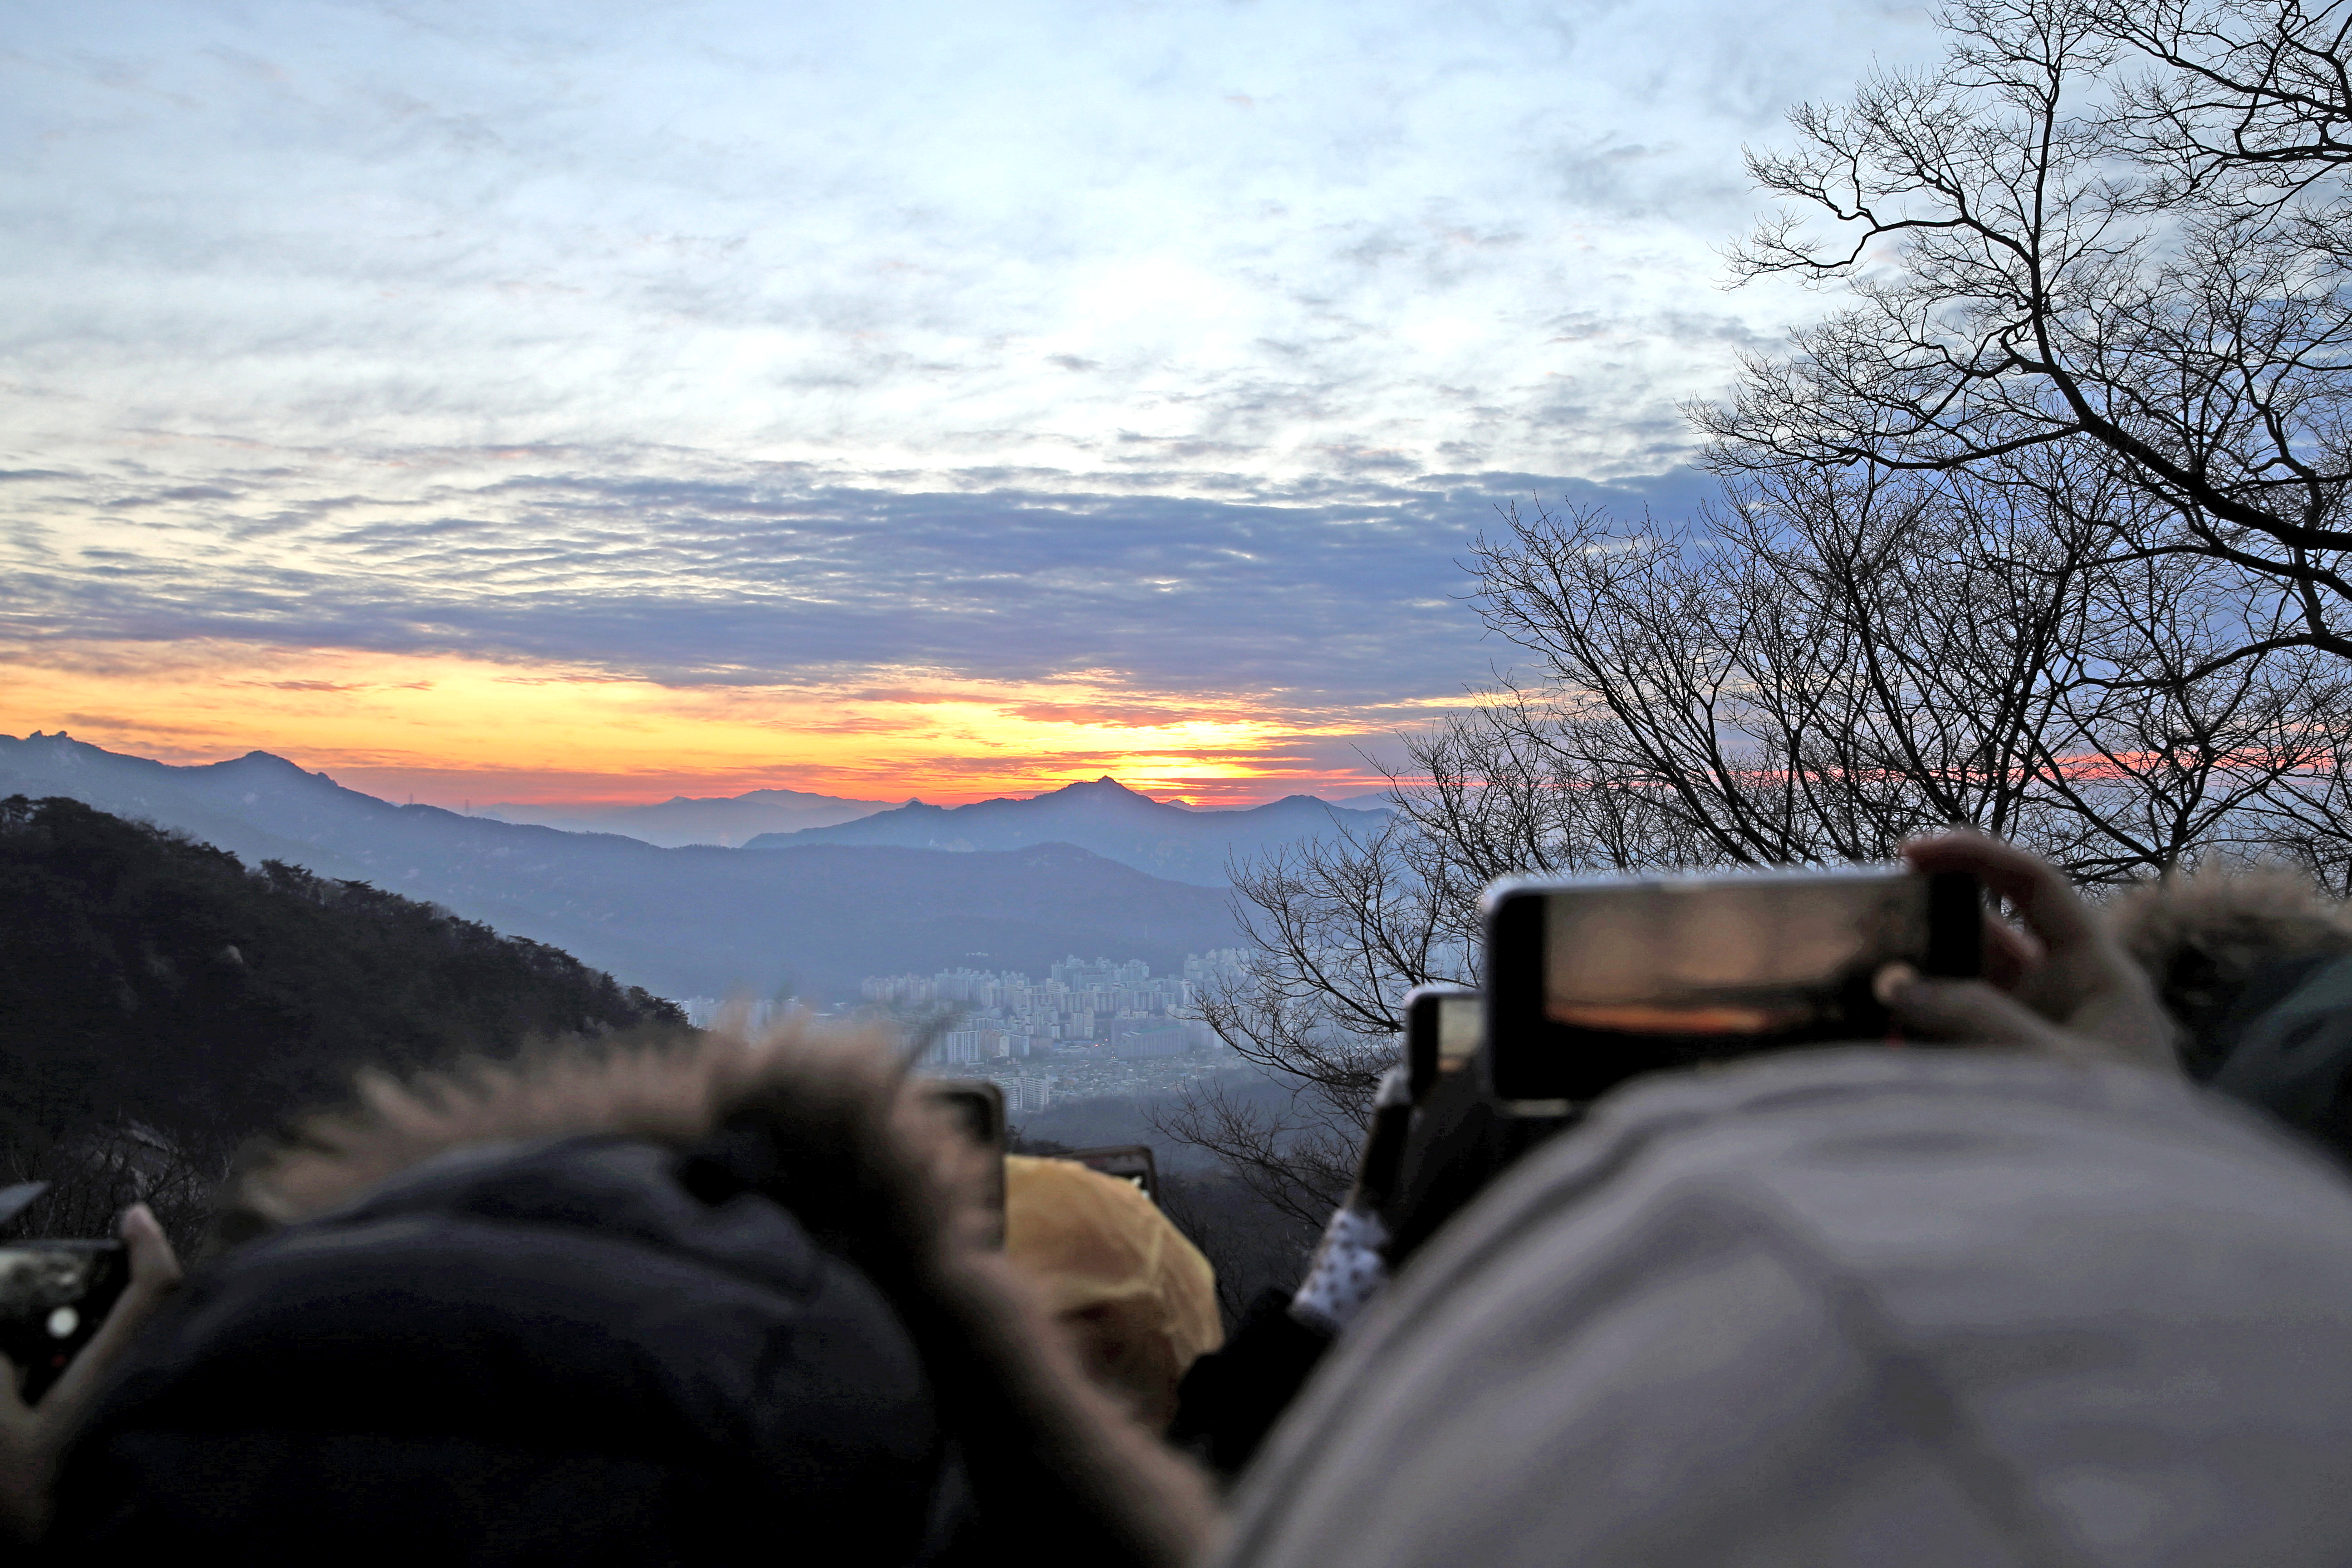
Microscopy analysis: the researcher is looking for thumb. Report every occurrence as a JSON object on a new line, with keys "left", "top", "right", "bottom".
{"left": 115, "top": 1205, "right": 182, "bottom": 1304}
{"left": 1885, "top": 975, "right": 2085, "bottom": 1054}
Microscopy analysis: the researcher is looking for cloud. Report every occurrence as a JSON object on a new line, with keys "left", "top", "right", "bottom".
{"left": 0, "top": 0, "right": 1940, "bottom": 489}
{"left": 0, "top": 440, "right": 1720, "bottom": 711}
{"left": 0, "top": 0, "right": 1945, "bottom": 799}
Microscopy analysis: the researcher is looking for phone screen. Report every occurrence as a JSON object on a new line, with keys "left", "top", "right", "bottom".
{"left": 1405, "top": 987, "right": 1484, "bottom": 1101}
{"left": 926, "top": 1080, "right": 1009, "bottom": 1246}
{"left": 1485, "top": 868, "right": 1980, "bottom": 1104}
{"left": 0, "top": 1240, "right": 128, "bottom": 1405}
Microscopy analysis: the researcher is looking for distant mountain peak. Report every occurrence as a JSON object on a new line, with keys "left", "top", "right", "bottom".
{"left": 743, "top": 769, "right": 1384, "bottom": 884}
{"left": 215, "top": 750, "right": 342, "bottom": 786}
{"left": 1055, "top": 775, "right": 1141, "bottom": 795}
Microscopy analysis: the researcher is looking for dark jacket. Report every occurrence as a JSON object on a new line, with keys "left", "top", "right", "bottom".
{"left": 47, "top": 1131, "right": 955, "bottom": 1564}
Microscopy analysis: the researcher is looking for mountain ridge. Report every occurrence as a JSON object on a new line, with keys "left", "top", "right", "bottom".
{"left": 747, "top": 774, "right": 1384, "bottom": 885}
{"left": 481, "top": 786, "right": 895, "bottom": 847}
{"left": 0, "top": 733, "right": 1237, "bottom": 1000}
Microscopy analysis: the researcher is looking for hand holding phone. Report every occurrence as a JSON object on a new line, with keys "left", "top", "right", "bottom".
{"left": 1886, "top": 833, "right": 2179, "bottom": 1071}
{"left": 1484, "top": 866, "right": 1983, "bottom": 1105}
{"left": 0, "top": 1203, "right": 181, "bottom": 1542}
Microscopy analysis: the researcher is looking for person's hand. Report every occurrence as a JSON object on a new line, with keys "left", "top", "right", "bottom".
{"left": 0, "top": 1204, "right": 182, "bottom": 1542}
{"left": 1876, "top": 832, "right": 2179, "bottom": 1072}
{"left": 1286, "top": 1068, "right": 1412, "bottom": 1338}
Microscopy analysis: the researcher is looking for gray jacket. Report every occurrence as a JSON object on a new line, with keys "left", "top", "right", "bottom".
{"left": 1218, "top": 1048, "right": 2352, "bottom": 1568}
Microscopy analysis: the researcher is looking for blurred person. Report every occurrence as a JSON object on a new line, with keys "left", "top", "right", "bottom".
{"left": 1003, "top": 1155, "right": 1222, "bottom": 1431}
{"left": 1217, "top": 834, "right": 2352, "bottom": 1568}
{"left": 1171, "top": 1065, "right": 1416, "bottom": 1477}
{"left": 2110, "top": 867, "right": 2352, "bottom": 1161}
{"left": 2108, "top": 867, "right": 2352, "bottom": 1068}
{"left": 32, "top": 1025, "right": 1220, "bottom": 1566}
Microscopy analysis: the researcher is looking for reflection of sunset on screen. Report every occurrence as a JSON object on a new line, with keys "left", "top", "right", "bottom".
{"left": 0, "top": 640, "right": 1390, "bottom": 807}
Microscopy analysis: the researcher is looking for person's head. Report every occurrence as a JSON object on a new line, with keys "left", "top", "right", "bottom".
{"left": 2108, "top": 866, "right": 2352, "bottom": 1074}
{"left": 1218, "top": 1047, "right": 2352, "bottom": 1568}
{"left": 1002, "top": 1155, "right": 1221, "bottom": 1429}
{"left": 44, "top": 1028, "right": 990, "bottom": 1563}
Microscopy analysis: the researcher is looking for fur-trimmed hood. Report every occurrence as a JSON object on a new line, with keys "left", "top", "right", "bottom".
{"left": 2108, "top": 868, "right": 2352, "bottom": 1073}
{"left": 63, "top": 1021, "right": 1221, "bottom": 1568}
{"left": 211, "top": 1021, "right": 993, "bottom": 1272}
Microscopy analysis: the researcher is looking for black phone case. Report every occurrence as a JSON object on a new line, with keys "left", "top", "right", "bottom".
{"left": 1407, "top": 992, "right": 1442, "bottom": 1102}
{"left": 1404, "top": 986, "right": 1483, "bottom": 1102}
{"left": 0, "top": 1239, "right": 128, "bottom": 1405}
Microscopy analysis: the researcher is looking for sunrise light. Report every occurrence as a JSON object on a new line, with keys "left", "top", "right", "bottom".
{"left": 0, "top": 639, "right": 1389, "bottom": 808}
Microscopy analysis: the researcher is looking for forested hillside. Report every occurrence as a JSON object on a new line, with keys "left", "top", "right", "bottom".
{"left": 0, "top": 795, "right": 686, "bottom": 1240}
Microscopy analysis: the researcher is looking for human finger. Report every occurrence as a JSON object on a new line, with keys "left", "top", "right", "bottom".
{"left": 0, "top": 1350, "right": 46, "bottom": 1544}
{"left": 1979, "top": 913, "right": 2040, "bottom": 990}
{"left": 1903, "top": 831, "right": 2104, "bottom": 961}
{"left": 1883, "top": 975, "right": 2083, "bottom": 1053}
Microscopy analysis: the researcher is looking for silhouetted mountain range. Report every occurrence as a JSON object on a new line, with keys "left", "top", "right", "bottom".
{"left": 747, "top": 776, "right": 1385, "bottom": 886}
{"left": 0, "top": 734, "right": 1238, "bottom": 1001}
{"left": 480, "top": 788, "right": 892, "bottom": 847}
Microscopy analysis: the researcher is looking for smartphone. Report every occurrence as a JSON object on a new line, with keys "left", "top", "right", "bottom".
{"left": 1405, "top": 986, "right": 1484, "bottom": 1102}
{"left": 1062, "top": 1144, "right": 1159, "bottom": 1202}
{"left": 1484, "top": 867, "right": 1981, "bottom": 1105}
{"left": 0, "top": 1240, "right": 129, "bottom": 1405}
{"left": 926, "top": 1080, "right": 1009, "bottom": 1246}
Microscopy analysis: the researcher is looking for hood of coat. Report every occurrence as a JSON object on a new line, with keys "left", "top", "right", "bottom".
{"left": 50, "top": 1024, "right": 983, "bottom": 1562}
{"left": 213, "top": 1020, "right": 993, "bottom": 1267}
{"left": 1219, "top": 1046, "right": 2352, "bottom": 1568}
{"left": 2108, "top": 869, "right": 2352, "bottom": 1077}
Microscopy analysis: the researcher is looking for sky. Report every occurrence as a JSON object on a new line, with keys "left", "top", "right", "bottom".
{"left": 0, "top": 0, "right": 1937, "bottom": 808}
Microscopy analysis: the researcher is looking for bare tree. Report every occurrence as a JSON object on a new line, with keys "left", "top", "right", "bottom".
{"left": 1473, "top": 460, "right": 2352, "bottom": 884}
{"left": 0, "top": 1123, "right": 223, "bottom": 1253}
{"left": 1166, "top": 456, "right": 2352, "bottom": 1185}
{"left": 2102, "top": 0, "right": 2352, "bottom": 198}
{"left": 1162, "top": 0, "right": 2352, "bottom": 1198}
{"left": 1699, "top": 0, "right": 2352, "bottom": 685}
{"left": 1150, "top": 814, "right": 1469, "bottom": 1225}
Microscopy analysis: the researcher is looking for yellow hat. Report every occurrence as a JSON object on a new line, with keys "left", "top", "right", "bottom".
{"left": 1004, "top": 1154, "right": 1224, "bottom": 1428}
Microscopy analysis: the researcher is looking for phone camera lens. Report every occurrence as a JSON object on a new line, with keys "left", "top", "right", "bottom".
{"left": 45, "top": 1306, "right": 77, "bottom": 1339}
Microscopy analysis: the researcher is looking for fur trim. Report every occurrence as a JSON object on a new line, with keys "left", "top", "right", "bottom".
{"left": 209, "top": 1019, "right": 1223, "bottom": 1568}
{"left": 217, "top": 1020, "right": 984, "bottom": 1253}
{"left": 2109, "top": 868, "right": 2352, "bottom": 1068}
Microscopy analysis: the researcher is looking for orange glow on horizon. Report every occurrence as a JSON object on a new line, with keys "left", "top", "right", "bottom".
{"left": 0, "top": 639, "right": 1401, "bottom": 808}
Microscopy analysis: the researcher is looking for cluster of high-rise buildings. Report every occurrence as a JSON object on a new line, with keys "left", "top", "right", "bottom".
{"left": 859, "top": 949, "right": 1250, "bottom": 1067}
